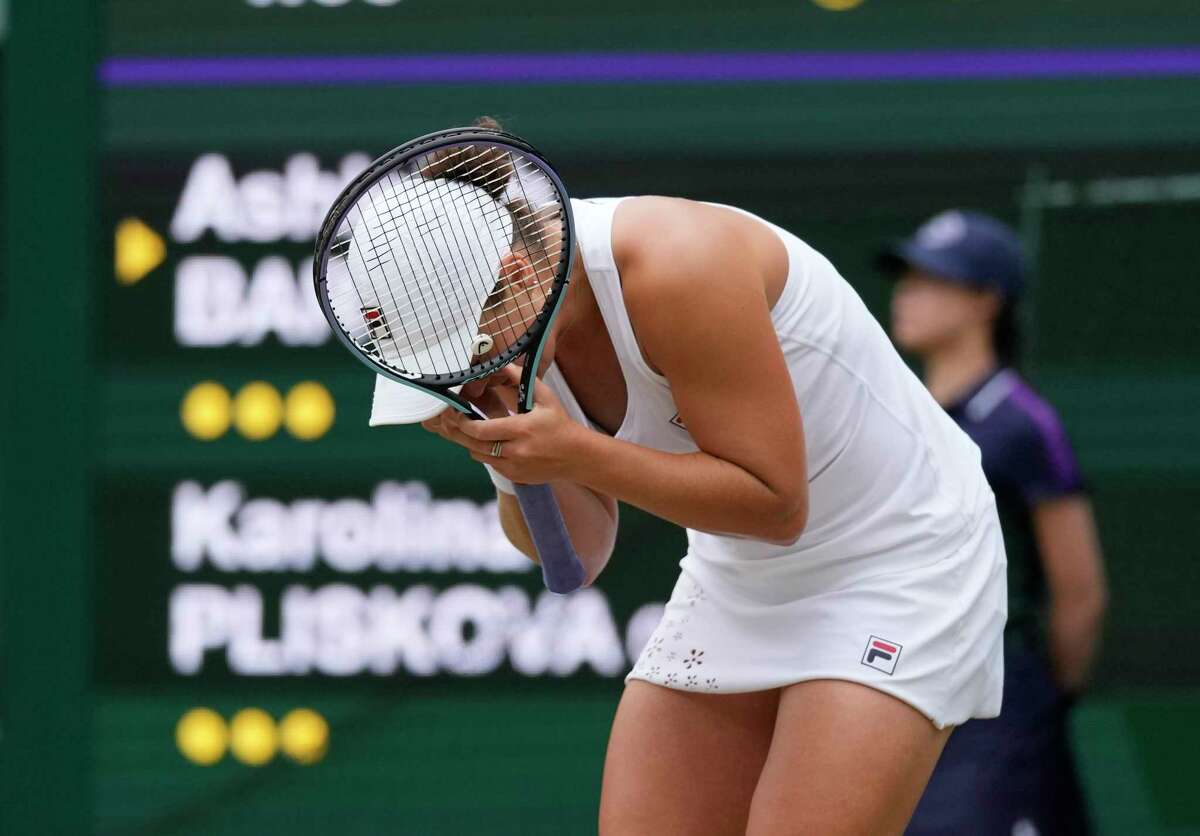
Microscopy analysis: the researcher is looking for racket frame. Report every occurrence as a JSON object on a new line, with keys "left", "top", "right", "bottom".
{"left": 312, "top": 127, "right": 587, "bottom": 594}
{"left": 312, "top": 126, "right": 577, "bottom": 418}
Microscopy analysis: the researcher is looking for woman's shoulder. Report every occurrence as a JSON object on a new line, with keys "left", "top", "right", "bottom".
{"left": 611, "top": 196, "right": 749, "bottom": 272}
{"left": 611, "top": 194, "right": 711, "bottom": 228}
{"left": 611, "top": 198, "right": 735, "bottom": 302}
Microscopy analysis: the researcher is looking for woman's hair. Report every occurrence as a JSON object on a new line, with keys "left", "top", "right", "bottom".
{"left": 419, "top": 116, "right": 555, "bottom": 313}
{"left": 418, "top": 116, "right": 540, "bottom": 254}
{"left": 992, "top": 298, "right": 1022, "bottom": 368}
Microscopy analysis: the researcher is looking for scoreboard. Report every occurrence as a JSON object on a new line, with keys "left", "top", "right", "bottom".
{"left": 4, "top": 0, "right": 1200, "bottom": 833}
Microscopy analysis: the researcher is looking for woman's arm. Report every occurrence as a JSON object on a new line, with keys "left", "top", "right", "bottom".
{"left": 423, "top": 367, "right": 619, "bottom": 584}
{"left": 1034, "top": 495, "right": 1108, "bottom": 693}
{"left": 457, "top": 202, "right": 809, "bottom": 543}
{"left": 495, "top": 484, "right": 618, "bottom": 585}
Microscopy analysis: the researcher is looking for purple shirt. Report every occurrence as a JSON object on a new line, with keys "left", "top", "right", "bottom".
{"left": 945, "top": 368, "right": 1085, "bottom": 649}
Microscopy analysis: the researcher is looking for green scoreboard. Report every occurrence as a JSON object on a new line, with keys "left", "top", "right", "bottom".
{"left": 7, "top": 0, "right": 1200, "bottom": 833}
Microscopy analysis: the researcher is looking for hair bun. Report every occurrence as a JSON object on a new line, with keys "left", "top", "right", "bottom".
{"left": 417, "top": 116, "right": 513, "bottom": 201}
{"left": 472, "top": 115, "right": 504, "bottom": 133}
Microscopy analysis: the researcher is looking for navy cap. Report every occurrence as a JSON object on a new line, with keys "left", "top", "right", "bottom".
{"left": 877, "top": 210, "right": 1027, "bottom": 299}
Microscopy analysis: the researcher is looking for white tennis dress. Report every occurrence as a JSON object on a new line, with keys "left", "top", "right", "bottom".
{"left": 563, "top": 197, "right": 1004, "bottom": 729}
{"left": 373, "top": 196, "right": 1007, "bottom": 729}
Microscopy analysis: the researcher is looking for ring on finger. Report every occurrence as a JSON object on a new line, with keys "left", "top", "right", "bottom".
{"left": 490, "top": 441, "right": 503, "bottom": 458}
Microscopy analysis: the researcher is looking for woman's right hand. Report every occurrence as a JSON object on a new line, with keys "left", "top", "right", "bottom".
{"left": 419, "top": 369, "right": 517, "bottom": 449}
{"left": 421, "top": 365, "right": 618, "bottom": 583}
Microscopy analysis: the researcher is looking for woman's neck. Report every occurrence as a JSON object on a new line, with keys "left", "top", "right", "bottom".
{"left": 921, "top": 331, "right": 999, "bottom": 407}
{"left": 555, "top": 256, "right": 594, "bottom": 341}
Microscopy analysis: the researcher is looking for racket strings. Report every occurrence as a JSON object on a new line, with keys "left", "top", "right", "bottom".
{"left": 325, "top": 142, "right": 568, "bottom": 376}
{"left": 338, "top": 170, "right": 563, "bottom": 319}
{"left": 365, "top": 180, "right": 466, "bottom": 370}
{"left": 417, "top": 143, "right": 516, "bottom": 202}
{"left": 381, "top": 169, "right": 493, "bottom": 343}
{"left": 329, "top": 255, "right": 559, "bottom": 356}
{"left": 376, "top": 166, "right": 501, "bottom": 368}
{"left": 335, "top": 181, "right": 442, "bottom": 368}
{"left": 340, "top": 176, "right": 557, "bottom": 346}
{"left": 405, "top": 167, "right": 524, "bottom": 362}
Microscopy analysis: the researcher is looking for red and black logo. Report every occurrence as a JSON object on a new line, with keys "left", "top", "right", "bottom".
{"left": 861, "top": 635, "right": 902, "bottom": 675}
{"left": 361, "top": 305, "right": 393, "bottom": 350}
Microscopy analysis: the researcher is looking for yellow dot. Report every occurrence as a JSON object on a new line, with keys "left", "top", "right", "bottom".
{"left": 284, "top": 382, "right": 336, "bottom": 441}
{"left": 181, "top": 381, "right": 232, "bottom": 441}
{"left": 176, "top": 707, "right": 228, "bottom": 766}
{"left": 810, "top": 0, "right": 865, "bottom": 9}
{"left": 232, "top": 382, "right": 284, "bottom": 441}
{"left": 229, "top": 708, "right": 278, "bottom": 766}
{"left": 114, "top": 217, "right": 166, "bottom": 285}
{"left": 279, "top": 708, "right": 330, "bottom": 765}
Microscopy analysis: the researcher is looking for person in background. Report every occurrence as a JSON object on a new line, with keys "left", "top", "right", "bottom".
{"left": 881, "top": 210, "right": 1109, "bottom": 836}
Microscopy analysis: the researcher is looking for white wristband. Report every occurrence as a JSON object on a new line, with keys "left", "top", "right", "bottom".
{"left": 484, "top": 463, "right": 516, "bottom": 494}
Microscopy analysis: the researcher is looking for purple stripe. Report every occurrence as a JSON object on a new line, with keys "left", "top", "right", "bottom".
{"left": 1008, "top": 382, "right": 1080, "bottom": 489}
{"left": 98, "top": 48, "right": 1200, "bottom": 87}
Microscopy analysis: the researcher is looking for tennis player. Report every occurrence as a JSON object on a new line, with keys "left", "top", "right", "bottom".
{"left": 372, "top": 120, "right": 1007, "bottom": 834}
{"left": 882, "top": 211, "right": 1107, "bottom": 836}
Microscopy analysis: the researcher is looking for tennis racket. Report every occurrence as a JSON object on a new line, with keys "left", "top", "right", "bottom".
{"left": 312, "top": 126, "right": 586, "bottom": 594}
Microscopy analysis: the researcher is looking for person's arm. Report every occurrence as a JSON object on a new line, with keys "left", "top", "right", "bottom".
{"left": 495, "top": 484, "right": 618, "bottom": 585}
{"left": 1010, "top": 396, "right": 1108, "bottom": 695}
{"left": 424, "top": 367, "right": 619, "bottom": 585}
{"left": 455, "top": 203, "right": 809, "bottom": 543}
{"left": 1033, "top": 495, "right": 1108, "bottom": 693}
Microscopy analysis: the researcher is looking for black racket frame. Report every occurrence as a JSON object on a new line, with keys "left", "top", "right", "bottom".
{"left": 312, "top": 126, "right": 577, "bottom": 417}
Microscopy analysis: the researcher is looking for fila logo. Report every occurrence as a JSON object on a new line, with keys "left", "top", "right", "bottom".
{"left": 860, "top": 635, "right": 902, "bottom": 675}
{"left": 361, "top": 305, "right": 393, "bottom": 343}
{"left": 668, "top": 412, "right": 687, "bottom": 430}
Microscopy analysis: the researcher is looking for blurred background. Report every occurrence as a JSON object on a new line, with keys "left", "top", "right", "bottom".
{"left": 2, "top": 1, "right": 1199, "bottom": 833}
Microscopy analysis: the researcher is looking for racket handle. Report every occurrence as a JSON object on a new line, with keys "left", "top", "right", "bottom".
{"left": 512, "top": 483, "right": 587, "bottom": 594}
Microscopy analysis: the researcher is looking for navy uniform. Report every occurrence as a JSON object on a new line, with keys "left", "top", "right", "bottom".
{"left": 909, "top": 366, "right": 1093, "bottom": 836}
{"left": 879, "top": 212, "right": 1094, "bottom": 836}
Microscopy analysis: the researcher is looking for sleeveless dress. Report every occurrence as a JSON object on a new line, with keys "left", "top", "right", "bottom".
{"left": 552, "top": 198, "right": 1006, "bottom": 728}
{"left": 370, "top": 196, "right": 1007, "bottom": 728}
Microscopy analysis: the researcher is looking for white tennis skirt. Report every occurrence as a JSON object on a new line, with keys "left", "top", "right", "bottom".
{"left": 626, "top": 505, "right": 1008, "bottom": 729}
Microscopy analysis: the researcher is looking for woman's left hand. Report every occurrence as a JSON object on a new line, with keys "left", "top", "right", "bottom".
{"left": 452, "top": 364, "right": 589, "bottom": 484}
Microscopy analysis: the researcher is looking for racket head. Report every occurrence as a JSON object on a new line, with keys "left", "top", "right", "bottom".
{"left": 313, "top": 127, "right": 576, "bottom": 420}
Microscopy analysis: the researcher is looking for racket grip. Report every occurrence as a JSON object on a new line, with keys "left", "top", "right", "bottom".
{"left": 512, "top": 483, "right": 587, "bottom": 594}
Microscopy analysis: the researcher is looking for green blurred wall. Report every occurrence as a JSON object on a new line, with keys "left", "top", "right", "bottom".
{"left": 0, "top": 0, "right": 96, "bottom": 834}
